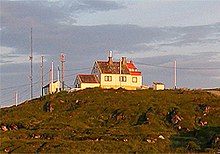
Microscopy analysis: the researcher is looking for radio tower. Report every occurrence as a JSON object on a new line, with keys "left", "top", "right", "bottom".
{"left": 29, "top": 28, "right": 33, "bottom": 99}
{"left": 173, "top": 60, "right": 177, "bottom": 89}
{"left": 60, "top": 53, "right": 65, "bottom": 90}
{"left": 41, "top": 56, "right": 44, "bottom": 96}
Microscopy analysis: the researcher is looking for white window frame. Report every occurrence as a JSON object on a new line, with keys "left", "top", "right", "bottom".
{"left": 104, "top": 76, "right": 112, "bottom": 82}
{"left": 132, "top": 77, "right": 137, "bottom": 83}
{"left": 119, "top": 76, "right": 127, "bottom": 82}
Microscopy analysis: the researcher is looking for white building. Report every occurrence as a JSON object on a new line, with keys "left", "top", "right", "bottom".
{"left": 153, "top": 82, "right": 165, "bottom": 90}
{"left": 43, "top": 80, "right": 61, "bottom": 95}
{"left": 74, "top": 74, "right": 100, "bottom": 90}
{"left": 73, "top": 52, "right": 142, "bottom": 90}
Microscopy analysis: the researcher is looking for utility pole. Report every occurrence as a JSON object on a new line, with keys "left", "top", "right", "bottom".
{"left": 174, "top": 60, "right": 177, "bottom": 89}
{"left": 119, "top": 58, "right": 121, "bottom": 88}
{"left": 15, "top": 92, "right": 18, "bottom": 106}
{"left": 60, "top": 53, "right": 65, "bottom": 90}
{"left": 41, "top": 56, "right": 44, "bottom": 96}
{"left": 29, "top": 27, "right": 33, "bottom": 99}
{"left": 49, "top": 60, "right": 54, "bottom": 94}
{"left": 51, "top": 60, "right": 54, "bottom": 83}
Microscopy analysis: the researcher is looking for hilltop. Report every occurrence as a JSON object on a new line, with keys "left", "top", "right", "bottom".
{"left": 1, "top": 88, "right": 220, "bottom": 153}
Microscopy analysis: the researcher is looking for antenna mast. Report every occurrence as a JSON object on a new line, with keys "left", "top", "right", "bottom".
{"left": 119, "top": 58, "right": 121, "bottom": 88}
{"left": 51, "top": 60, "right": 54, "bottom": 83}
{"left": 57, "top": 65, "right": 60, "bottom": 81}
{"left": 29, "top": 28, "right": 33, "bottom": 99}
{"left": 60, "top": 53, "right": 65, "bottom": 90}
{"left": 174, "top": 60, "right": 177, "bottom": 89}
{"left": 15, "top": 92, "right": 18, "bottom": 106}
{"left": 41, "top": 56, "right": 44, "bottom": 96}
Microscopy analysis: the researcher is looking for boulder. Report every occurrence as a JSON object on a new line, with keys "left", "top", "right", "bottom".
{"left": 210, "top": 135, "right": 220, "bottom": 147}
{"left": 1, "top": 125, "right": 8, "bottom": 131}
{"left": 158, "top": 135, "right": 165, "bottom": 140}
{"left": 43, "top": 102, "right": 54, "bottom": 112}
{"left": 166, "top": 108, "right": 183, "bottom": 125}
{"left": 4, "top": 148, "right": 10, "bottom": 153}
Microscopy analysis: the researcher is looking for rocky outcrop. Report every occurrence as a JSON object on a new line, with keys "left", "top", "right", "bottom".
{"left": 166, "top": 108, "right": 183, "bottom": 125}
{"left": 29, "top": 133, "right": 52, "bottom": 140}
{"left": 198, "top": 104, "right": 211, "bottom": 116}
{"left": 43, "top": 102, "right": 54, "bottom": 112}
{"left": 0, "top": 123, "right": 25, "bottom": 131}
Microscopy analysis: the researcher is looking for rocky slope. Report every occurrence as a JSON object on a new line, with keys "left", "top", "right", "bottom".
{"left": 1, "top": 88, "right": 220, "bottom": 153}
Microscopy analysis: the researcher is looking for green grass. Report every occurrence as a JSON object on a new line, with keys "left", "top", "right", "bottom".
{"left": 1, "top": 88, "right": 220, "bottom": 153}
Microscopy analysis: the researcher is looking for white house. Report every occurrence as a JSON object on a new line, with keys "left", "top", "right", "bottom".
{"left": 73, "top": 52, "right": 142, "bottom": 90}
{"left": 43, "top": 80, "right": 61, "bottom": 95}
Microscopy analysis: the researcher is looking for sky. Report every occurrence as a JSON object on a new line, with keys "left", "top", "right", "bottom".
{"left": 1, "top": 0, "right": 220, "bottom": 107}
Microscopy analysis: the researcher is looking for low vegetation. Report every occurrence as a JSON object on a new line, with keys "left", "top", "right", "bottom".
{"left": 1, "top": 88, "right": 220, "bottom": 153}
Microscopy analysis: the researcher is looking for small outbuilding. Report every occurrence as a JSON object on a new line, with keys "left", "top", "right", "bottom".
{"left": 74, "top": 74, "right": 100, "bottom": 90}
{"left": 43, "top": 80, "right": 61, "bottom": 95}
{"left": 153, "top": 82, "right": 165, "bottom": 90}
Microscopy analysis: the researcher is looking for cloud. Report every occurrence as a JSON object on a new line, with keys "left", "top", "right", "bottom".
{"left": 70, "top": 0, "right": 125, "bottom": 12}
{"left": 0, "top": 46, "right": 43, "bottom": 65}
{"left": 1, "top": 1, "right": 66, "bottom": 28}
{"left": 0, "top": 1, "right": 126, "bottom": 29}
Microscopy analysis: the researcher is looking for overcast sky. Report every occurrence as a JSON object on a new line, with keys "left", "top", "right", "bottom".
{"left": 1, "top": 0, "right": 220, "bottom": 107}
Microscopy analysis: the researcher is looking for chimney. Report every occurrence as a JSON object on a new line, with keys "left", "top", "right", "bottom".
{"left": 122, "top": 57, "right": 126, "bottom": 65}
{"left": 108, "top": 51, "right": 113, "bottom": 65}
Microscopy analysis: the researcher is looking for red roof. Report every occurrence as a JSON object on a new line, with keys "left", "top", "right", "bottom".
{"left": 153, "top": 82, "right": 164, "bottom": 85}
{"left": 130, "top": 71, "right": 141, "bottom": 76}
{"left": 126, "top": 60, "right": 137, "bottom": 69}
{"left": 127, "top": 60, "right": 141, "bottom": 76}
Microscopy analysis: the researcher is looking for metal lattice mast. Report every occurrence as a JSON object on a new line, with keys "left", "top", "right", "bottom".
{"left": 29, "top": 28, "right": 33, "bottom": 99}
{"left": 174, "top": 60, "right": 177, "bottom": 89}
{"left": 41, "top": 56, "right": 44, "bottom": 96}
{"left": 60, "top": 53, "right": 65, "bottom": 90}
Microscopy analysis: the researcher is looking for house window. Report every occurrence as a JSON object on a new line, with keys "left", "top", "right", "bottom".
{"left": 119, "top": 76, "right": 127, "bottom": 82}
{"left": 104, "top": 76, "right": 112, "bottom": 81}
{"left": 132, "top": 77, "right": 137, "bottom": 83}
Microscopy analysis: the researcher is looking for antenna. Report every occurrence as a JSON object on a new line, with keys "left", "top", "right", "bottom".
{"left": 119, "top": 58, "right": 121, "bottom": 88}
{"left": 41, "top": 56, "right": 44, "bottom": 96}
{"left": 29, "top": 28, "right": 33, "bottom": 99}
{"left": 60, "top": 53, "right": 65, "bottom": 90}
{"left": 15, "top": 92, "right": 18, "bottom": 106}
{"left": 174, "top": 60, "right": 177, "bottom": 89}
{"left": 57, "top": 65, "right": 60, "bottom": 81}
{"left": 51, "top": 60, "right": 54, "bottom": 83}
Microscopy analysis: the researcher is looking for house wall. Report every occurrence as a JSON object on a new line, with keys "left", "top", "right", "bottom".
{"left": 100, "top": 74, "right": 142, "bottom": 90}
{"left": 80, "top": 83, "right": 100, "bottom": 89}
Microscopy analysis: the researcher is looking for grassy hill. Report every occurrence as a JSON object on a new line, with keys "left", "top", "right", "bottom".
{"left": 1, "top": 88, "right": 220, "bottom": 153}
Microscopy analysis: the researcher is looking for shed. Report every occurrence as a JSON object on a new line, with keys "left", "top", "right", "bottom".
{"left": 74, "top": 74, "right": 100, "bottom": 90}
{"left": 153, "top": 82, "right": 165, "bottom": 90}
